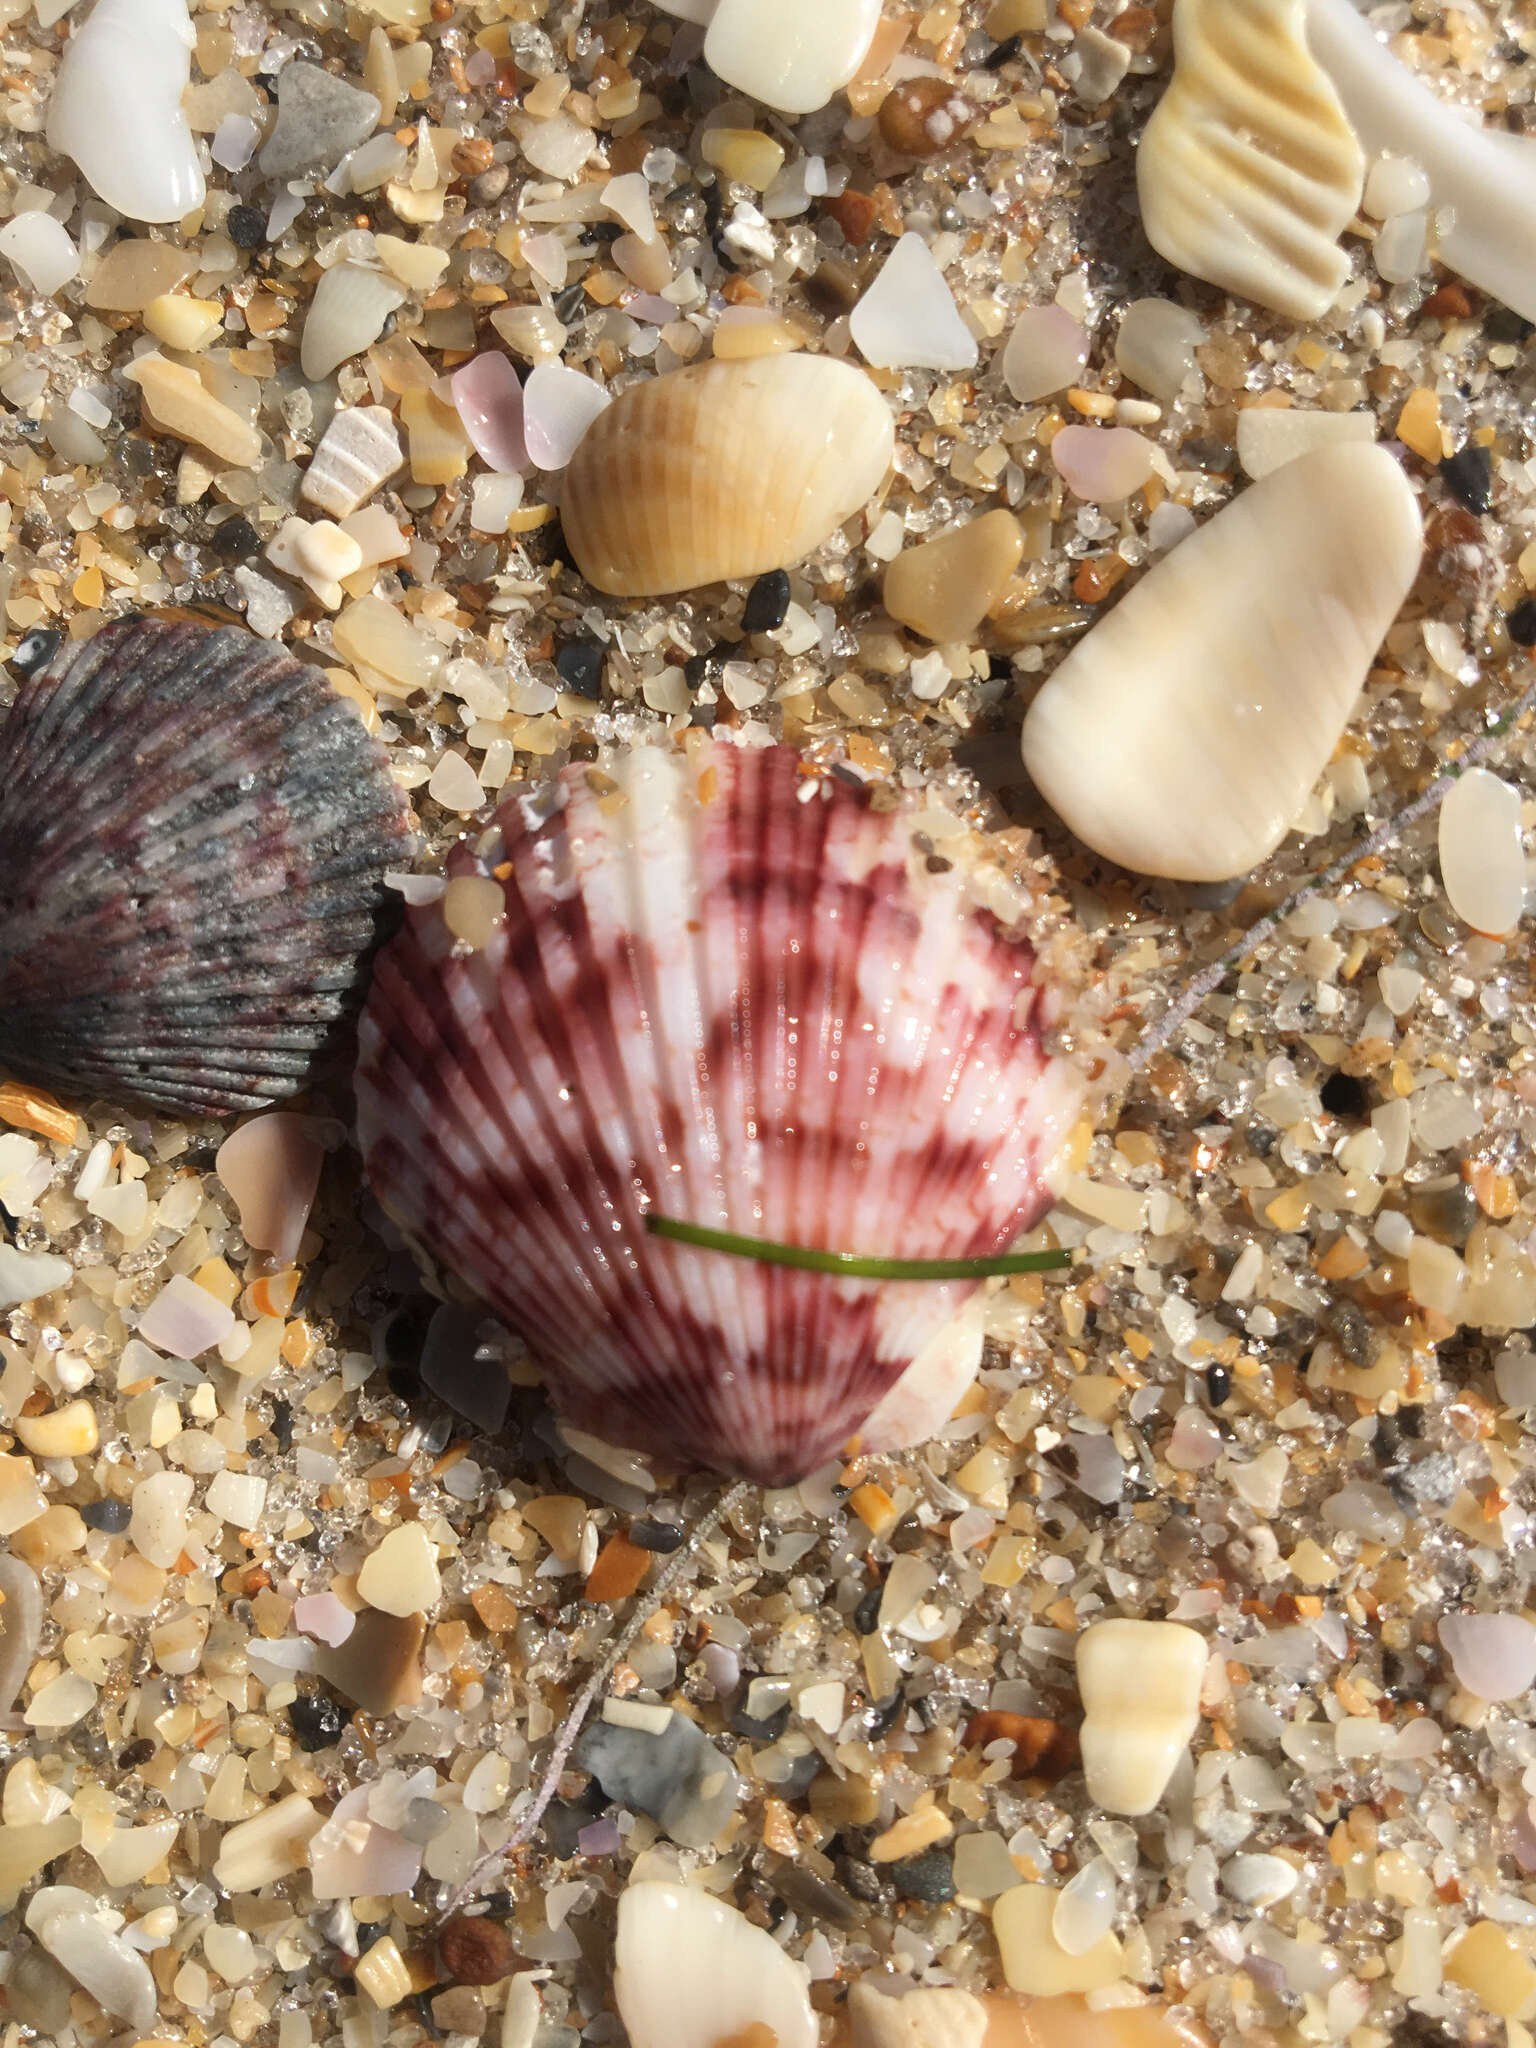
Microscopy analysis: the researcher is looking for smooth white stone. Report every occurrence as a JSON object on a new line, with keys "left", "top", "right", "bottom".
{"left": 1138, "top": 0, "right": 1364, "bottom": 321}
{"left": 1115, "top": 295, "right": 1206, "bottom": 403}
{"left": 0, "top": 211, "right": 77, "bottom": 296}
{"left": 46, "top": 0, "right": 205, "bottom": 225}
{"left": 1363, "top": 152, "right": 1431, "bottom": 221}
{"left": 703, "top": 0, "right": 881, "bottom": 116}
{"left": 25, "top": 1891, "right": 156, "bottom": 2031}
{"left": 615, "top": 1883, "right": 816, "bottom": 2048}
{"left": 851, "top": 232, "right": 978, "bottom": 372}
{"left": 0, "top": 1244, "right": 71, "bottom": 1310}
{"left": 1224, "top": 1852, "right": 1301, "bottom": 1907}
{"left": 1306, "top": 0, "right": 1536, "bottom": 323}
{"left": 1439, "top": 768, "right": 1525, "bottom": 938}
{"left": 1051, "top": 423, "right": 1156, "bottom": 502}
{"left": 1002, "top": 303, "right": 1088, "bottom": 403}
{"left": 1021, "top": 444, "right": 1423, "bottom": 882}
{"left": 1236, "top": 404, "right": 1375, "bottom": 480}
{"left": 1076, "top": 1618, "right": 1208, "bottom": 1816}
{"left": 1439, "top": 1612, "right": 1536, "bottom": 1702}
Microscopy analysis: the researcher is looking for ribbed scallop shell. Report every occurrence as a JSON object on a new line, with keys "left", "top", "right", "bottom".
{"left": 1136, "top": 0, "right": 1365, "bottom": 322}
{"left": 559, "top": 356, "right": 896, "bottom": 598}
{"left": 0, "top": 617, "right": 415, "bottom": 1117}
{"left": 356, "top": 742, "right": 1080, "bottom": 1485}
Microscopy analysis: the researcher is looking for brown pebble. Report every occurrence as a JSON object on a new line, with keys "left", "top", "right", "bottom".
{"left": 451, "top": 136, "right": 495, "bottom": 177}
{"left": 962, "top": 1711, "right": 1080, "bottom": 1782}
{"left": 804, "top": 258, "right": 862, "bottom": 317}
{"left": 878, "top": 77, "right": 973, "bottom": 157}
{"left": 438, "top": 1915, "right": 522, "bottom": 1987}
{"left": 1419, "top": 281, "right": 1475, "bottom": 322}
{"left": 823, "top": 189, "right": 879, "bottom": 245}
{"left": 1072, "top": 555, "right": 1132, "bottom": 604}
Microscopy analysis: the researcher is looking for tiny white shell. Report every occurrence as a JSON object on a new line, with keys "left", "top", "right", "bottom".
{"left": 1137, "top": 0, "right": 1365, "bottom": 321}
{"left": 560, "top": 355, "right": 894, "bottom": 597}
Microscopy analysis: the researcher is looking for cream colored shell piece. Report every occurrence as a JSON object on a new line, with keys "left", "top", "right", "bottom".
{"left": 1021, "top": 443, "right": 1423, "bottom": 884}
{"left": 1136, "top": 0, "right": 1366, "bottom": 322}
{"left": 559, "top": 355, "right": 895, "bottom": 598}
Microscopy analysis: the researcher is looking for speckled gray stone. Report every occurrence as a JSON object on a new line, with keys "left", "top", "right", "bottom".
{"left": 576, "top": 1708, "right": 740, "bottom": 1849}
{"left": 259, "top": 62, "right": 380, "bottom": 181}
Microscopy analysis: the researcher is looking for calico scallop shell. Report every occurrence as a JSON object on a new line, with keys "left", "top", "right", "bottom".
{"left": 1136, "top": 0, "right": 1365, "bottom": 322}
{"left": 0, "top": 617, "right": 415, "bottom": 1117}
{"left": 559, "top": 355, "right": 895, "bottom": 598}
{"left": 356, "top": 742, "right": 1081, "bottom": 1485}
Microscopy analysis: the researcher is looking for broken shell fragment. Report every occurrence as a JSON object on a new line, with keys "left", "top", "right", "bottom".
{"left": 560, "top": 356, "right": 894, "bottom": 597}
{"left": 1021, "top": 444, "right": 1423, "bottom": 882}
{"left": 46, "top": 0, "right": 205, "bottom": 224}
{"left": 1076, "top": 1618, "right": 1207, "bottom": 1816}
{"left": 1306, "top": 0, "right": 1536, "bottom": 324}
{"left": 697, "top": 0, "right": 881, "bottom": 116}
{"left": 1137, "top": 0, "right": 1365, "bottom": 322}
{"left": 301, "top": 406, "right": 404, "bottom": 518}
{"left": 614, "top": 1881, "right": 817, "bottom": 2048}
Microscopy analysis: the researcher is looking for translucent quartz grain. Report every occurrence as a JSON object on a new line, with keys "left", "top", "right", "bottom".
{"left": 1439, "top": 768, "right": 1526, "bottom": 937}
{"left": 1002, "top": 304, "right": 1089, "bottom": 403}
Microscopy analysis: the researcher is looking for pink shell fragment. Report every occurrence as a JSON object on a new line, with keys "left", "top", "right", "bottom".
{"left": 1440, "top": 1612, "right": 1536, "bottom": 1702}
{"left": 137, "top": 1273, "right": 235, "bottom": 1357}
{"left": 294, "top": 1591, "right": 355, "bottom": 1648}
{"left": 522, "top": 360, "right": 612, "bottom": 470}
{"left": 215, "top": 1112, "right": 326, "bottom": 1266}
{"left": 1051, "top": 423, "right": 1157, "bottom": 503}
{"left": 307, "top": 1785, "right": 422, "bottom": 1901}
{"left": 450, "top": 351, "right": 530, "bottom": 475}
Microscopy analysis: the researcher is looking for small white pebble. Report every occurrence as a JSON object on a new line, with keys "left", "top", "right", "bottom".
{"left": 205, "top": 1469, "right": 269, "bottom": 1529}
{"left": 1439, "top": 768, "right": 1525, "bottom": 937}
{"left": 850, "top": 232, "right": 978, "bottom": 372}
{"left": 357, "top": 1521, "right": 441, "bottom": 1617}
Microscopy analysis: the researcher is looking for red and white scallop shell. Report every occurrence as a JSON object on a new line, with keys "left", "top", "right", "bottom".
{"left": 356, "top": 741, "right": 1080, "bottom": 1484}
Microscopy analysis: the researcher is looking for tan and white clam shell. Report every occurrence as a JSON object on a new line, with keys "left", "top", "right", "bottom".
{"left": 1021, "top": 443, "right": 1423, "bottom": 884}
{"left": 559, "top": 355, "right": 895, "bottom": 597}
{"left": 1137, "top": 0, "right": 1365, "bottom": 322}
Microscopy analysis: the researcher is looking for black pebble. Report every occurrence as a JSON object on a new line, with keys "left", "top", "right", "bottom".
{"left": 1438, "top": 443, "right": 1493, "bottom": 516}
{"left": 288, "top": 1692, "right": 348, "bottom": 1752}
{"left": 269, "top": 1398, "right": 294, "bottom": 1453}
{"left": 211, "top": 515, "right": 261, "bottom": 561}
{"left": 1320, "top": 1071, "right": 1369, "bottom": 1119}
{"left": 81, "top": 1497, "right": 132, "bottom": 1534}
{"left": 9, "top": 627, "right": 61, "bottom": 678}
{"left": 683, "top": 645, "right": 726, "bottom": 690}
{"left": 865, "top": 1691, "right": 904, "bottom": 1739}
{"left": 853, "top": 1582, "right": 883, "bottom": 1636}
{"left": 629, "top": 1517, "right": 685, "bottom": 1553}
{"left": 555, "top": 637, "right": 606, "bottom": 699}
{"left": 742, "top": 569, "right": 791, "bottom": 634}
{"left": 553, "top": 281, "right": 587, "bottom": 326}
{"left": 227, "top": 204, "right": 267, "bottom": 250}
{"left": 1508, "top": 596, "right": 1536, "bottom": 647}
{"left": 117, "top": 1739, "right": 155, "bottom": 1768}
{"left": 983, "top": 32, "right": 1022, "bottom": 67}
{"left": 1486, "top": 307, "right": 1535, "bottom": 347}
{"left": 1206, "top": 1362, "right": 1232, "bottom": 1407}
{"left": 892, "top": 1851, "right": 956, "bottom": 1904}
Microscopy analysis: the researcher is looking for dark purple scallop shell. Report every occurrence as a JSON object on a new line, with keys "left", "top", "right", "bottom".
{"left": 356, "top": 740, "right": 1081, "bottom": 1485}
{"left": 0, "top": 615, "right": 415, "bottom": 1116}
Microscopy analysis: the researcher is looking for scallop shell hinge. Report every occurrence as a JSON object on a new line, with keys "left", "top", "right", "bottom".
{"left": 1136, "top": 0, "right": 1366, "bottom": 322}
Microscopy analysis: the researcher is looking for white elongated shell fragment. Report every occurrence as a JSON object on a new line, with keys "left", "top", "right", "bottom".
{"left": 46, "top": 0, "right": 205, "bottom": 225}
{"left": 560, "top": 356, "right": 894, "bottom": 597}
{"left": 1439, "top": 769, "right": 1526, "bottom": 939}
{"left": 1137, "top": 0, "right": 1364, "bottom": 321}
{"left": 614, "top": 1882, "right": 817, "bottom": 2048}
{"left": 1235, "top": 404, "right": 1374, "bottom": 481}
{"left": 1021, "top": 444, "right": 1423, "bottom": 883}
{"left": 1076, "top": 1619, "right": 1207, "bottom": 1816}
{"left": 1306, "top": 0, "right": 1536, "bottom": 324}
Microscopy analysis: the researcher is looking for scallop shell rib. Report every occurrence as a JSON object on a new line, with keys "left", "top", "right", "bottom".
{"left": 0, "top": 618, "right": 416, "bottom": 1116}
{"left": 357, "top": 742, "right": 1079, "bottom": 1485}
{"left": 1136, "top": 0, "right": 1365, "bottom": 322}
{"left": 559, "top": 355, "right": 895, "bottom": 598}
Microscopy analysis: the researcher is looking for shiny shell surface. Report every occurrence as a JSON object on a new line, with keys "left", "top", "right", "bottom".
{"left": 558, "top": 355, "right": 896, "bottom": 598}
{"left": 356, "top": 740, "right": 1079, "bottom": 1484}
{"left": 1137, "top": 0, "right": 1365, "bottom": 322}
{"left": 0, "top": 617, "right": 415, "bottom": 1116}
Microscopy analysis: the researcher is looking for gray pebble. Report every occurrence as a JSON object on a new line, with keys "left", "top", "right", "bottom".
{"left": 892, "top": 1851, "right": 956, "bottom": 1904}
{"left": 259, "top": 62, "right": 381, "bottom": 181}
{"left": 576, "top": 1708, "right": 740, "bottom": 1849}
